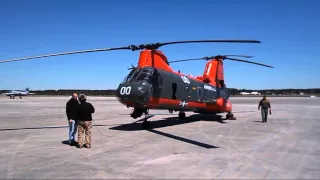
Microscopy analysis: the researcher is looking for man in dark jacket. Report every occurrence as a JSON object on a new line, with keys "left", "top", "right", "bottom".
{"left": 77, "top": 94, "right": 95, "bottom": 149}
{"left": 258, "top": 95, "right": 272, "bottom": 123}
{"left": 66, "top": 93, "right": 80, "bottom": 145}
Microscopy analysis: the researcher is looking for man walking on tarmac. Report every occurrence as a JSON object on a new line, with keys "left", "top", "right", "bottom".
{"left": 258, "top": 95, "right": 272, "bottom": 123}
{"left": 66, "top": 93, "right": 80, "bottom": 145}
{"left": 77, "top": 94, "right": 95, "bottom": 149}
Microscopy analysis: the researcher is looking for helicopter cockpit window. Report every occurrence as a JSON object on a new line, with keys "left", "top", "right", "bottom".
{"left": 121, "top": 69, "right": 134, "bottom": 83}
{"left": 121, "top": 69, "right": 141, "bottom": 83}
{"left": 136, "top": 69, "right": 154, "bottom": 83}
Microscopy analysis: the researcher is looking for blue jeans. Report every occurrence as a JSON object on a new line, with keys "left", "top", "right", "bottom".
{"left": 69, "top": 120, "right": 77, "bottom": 143}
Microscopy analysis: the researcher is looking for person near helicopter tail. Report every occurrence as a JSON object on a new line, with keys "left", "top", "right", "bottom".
{"left": 66, "top": 93, "right": 80, "bottom": 145}
{"left": 258, "top": 95, "right": 272, "bottom": 123}
{"left": 77, "top": 94, "right": 95, "bottom": 149}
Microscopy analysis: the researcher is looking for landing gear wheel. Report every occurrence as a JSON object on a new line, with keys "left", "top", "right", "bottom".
{"left": 226, "top": 112, "right": 236, "bottom": 120}
{"left": 178, "top": 112, "right": 186, "bottom": 120}
{"left": 142, "top": 121, "right": 151, "bottom": 129}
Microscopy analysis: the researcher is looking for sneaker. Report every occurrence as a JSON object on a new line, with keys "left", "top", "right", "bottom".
{"left": 85, "top": 144, "right": 91, "bottom": 149}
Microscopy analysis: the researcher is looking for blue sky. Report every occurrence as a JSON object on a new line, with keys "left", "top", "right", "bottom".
{"left": 0, "top": 0, "right": 319, "bottom": 90}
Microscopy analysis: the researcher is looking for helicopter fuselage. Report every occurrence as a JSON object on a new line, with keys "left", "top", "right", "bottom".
{"left": 116, "top": 66, "right": 232, "bottom": 118}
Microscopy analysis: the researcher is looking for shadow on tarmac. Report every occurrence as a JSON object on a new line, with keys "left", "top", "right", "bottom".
{"left": 252, "top": 120, "right": 264, "bottom": 123}
{"left": 109, "top": 113, "right": 229, "bottom": 149}
{"left": 110, "top": 114, "right": 229, "bottom": 132}
{"left": 0, "top": 124, "right": 116, "bottom": 132}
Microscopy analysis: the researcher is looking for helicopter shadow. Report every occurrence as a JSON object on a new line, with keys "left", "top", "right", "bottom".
{"left": 108, "top": 114, "right": 228, "bottom": 149}
{"left": 110, "top": 113, "right": 227, "bottom": 132}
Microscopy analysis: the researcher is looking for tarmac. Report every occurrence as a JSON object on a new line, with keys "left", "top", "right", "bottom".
{"left": 0, "top": 96, "right": 319, "bottom": 179}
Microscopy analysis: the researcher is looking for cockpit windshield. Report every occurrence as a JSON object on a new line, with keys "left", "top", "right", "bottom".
{"left": 136, "top": 68, "right": 154, "bottom": 83}
{"left": 121, "top": 69, "right": 140, "bottom": 83}
{"left": 121, "top": 68, "right": 154, "bottom": 84}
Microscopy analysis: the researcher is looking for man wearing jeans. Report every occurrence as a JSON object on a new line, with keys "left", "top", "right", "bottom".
{"left": 258, "top": 95, "right": 271, "bottom": 123}
{"left": 66, "top": 93, "right": 80, "bottom": 145}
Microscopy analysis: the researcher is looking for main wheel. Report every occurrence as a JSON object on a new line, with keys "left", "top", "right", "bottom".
{"left": 226, "top": 113, "right": 236, "bottom": 120}
{"left": 178, "top": 112, "right": 186, "bottom": 120}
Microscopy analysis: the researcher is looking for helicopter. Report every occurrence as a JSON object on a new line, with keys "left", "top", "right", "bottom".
{"left": 0, "top": 39, "right": 273, "bottom": 128}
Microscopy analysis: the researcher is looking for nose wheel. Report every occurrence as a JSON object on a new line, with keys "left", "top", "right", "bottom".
{"left": 142, "top": 120, "right": 151, "bottom": 129}
{"left": 141, "top": 109, "right": 152, "bottom": 129}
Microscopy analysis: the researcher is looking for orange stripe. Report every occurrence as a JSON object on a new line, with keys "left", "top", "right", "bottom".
{"left": 118, "top": 97, "right": 232, "bottom": 113}
{"left": 148, "top": 97, "right": 232, "bottom": 113}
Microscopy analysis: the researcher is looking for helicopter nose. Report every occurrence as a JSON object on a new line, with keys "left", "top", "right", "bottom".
{"left": 116, "top": 82, "right": 152, "bottom": 106}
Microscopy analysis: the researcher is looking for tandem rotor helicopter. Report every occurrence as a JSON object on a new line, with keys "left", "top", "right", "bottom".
{"left": 0, "top": 39, "right": 273, "bottom": 128}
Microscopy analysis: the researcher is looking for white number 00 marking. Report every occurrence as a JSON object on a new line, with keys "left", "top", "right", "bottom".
{"left": 120, "top": 86, "right": 131, "bottom": 95}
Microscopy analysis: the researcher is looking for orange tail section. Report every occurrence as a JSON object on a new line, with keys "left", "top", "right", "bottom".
{"left": 202, "top": 58, "right": 224, "bottom": 87}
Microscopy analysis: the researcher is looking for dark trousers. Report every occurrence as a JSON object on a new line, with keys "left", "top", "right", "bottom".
{"left": 261, "top": 108, "right": 268, "bottom": 122}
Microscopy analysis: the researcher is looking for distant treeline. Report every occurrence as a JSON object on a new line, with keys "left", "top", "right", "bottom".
{"left": 1, "top": 88, "right": 320, "bottom": 96}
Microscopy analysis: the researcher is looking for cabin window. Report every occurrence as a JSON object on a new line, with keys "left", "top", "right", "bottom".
{"left": 203, "top": 89, "right": 207, "bottom": 99}
{"left": 172, "top": 83, "right": 177, "bottom": 99}
{"left": 197, "top": 87, "right": 202, "bottom": 98}
{"left": 151, "top": 70, "right": 162, "bottom": 88}
{"left": 158, "top": 76, "right": 162, "bottom": 86}
{"left": 156, "top": 74, "right": 163, "bottom": 88}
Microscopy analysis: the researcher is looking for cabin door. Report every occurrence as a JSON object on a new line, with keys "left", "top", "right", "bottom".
{"left": 196, "top": 86, "right": 204, "bottom": 102}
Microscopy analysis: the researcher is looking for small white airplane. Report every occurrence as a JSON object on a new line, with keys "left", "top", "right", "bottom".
{"left": 1, "top": 88, "right": 36, "bottom": 99}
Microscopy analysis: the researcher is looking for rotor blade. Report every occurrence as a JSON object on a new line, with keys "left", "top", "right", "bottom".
{"left": 0, "top": 46, "right": 131, "bottom": 64}
{"left": 168, "top": 54, "right": 254, "bottom": 64}
{"left": 0, "top": 39, "right": 261, "bottom": 64}
{"left": 225, "top": 57, "right": 274, "bottom": 68}
{"left": 223, "top": 55, "right": 253, "bottom": 58}
{"left": 159, "top": 40, "right": 261, "bottom": 47}
{"left": 168, "top": 57, "right": 205, "bottom": 64}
